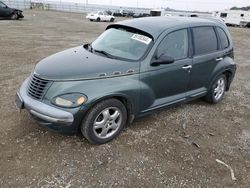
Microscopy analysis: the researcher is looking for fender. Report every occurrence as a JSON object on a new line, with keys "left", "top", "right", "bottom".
{"left": 44, "top": 74, "right": 141, "bottom": 117}
{"left": 207, "top": 57, "right": 236, "bottom": 90}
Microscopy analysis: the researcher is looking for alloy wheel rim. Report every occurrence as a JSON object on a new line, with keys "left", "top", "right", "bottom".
{"left": 214, "top": 78, "right": 225, "bottom": 101}
{"left": 93, "top": 107, "right": 122, "bottom": 139}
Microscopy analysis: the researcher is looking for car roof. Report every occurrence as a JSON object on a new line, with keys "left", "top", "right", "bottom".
{"left": 107, "top": 16, "right": 223, "bottom": 40}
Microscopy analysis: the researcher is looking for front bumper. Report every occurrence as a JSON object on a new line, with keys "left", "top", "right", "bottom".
{"left": 18, "top": 13, "right": 24, "bottom": 18}
{"left": 17, "top": 79, "right": 74, "bottom": 126}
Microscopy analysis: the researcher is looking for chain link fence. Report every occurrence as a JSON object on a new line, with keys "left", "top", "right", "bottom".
{"left": 2, "top": 0, "right": 31, "bottom": 10}
{"left": 35, "top": 1, "right": 150, "bottom": 14}
{"left": 2, "top": 0, "right": 150, "bottom": 13}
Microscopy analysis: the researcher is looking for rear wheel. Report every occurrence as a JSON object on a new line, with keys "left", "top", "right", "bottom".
{"left": 96, "top": 17, "right": 100, "bottom": 22}
{"left": 110, "top": 18, "right": 114, "bottom": 22}
{"left": 81, "top": 99, "right": 127, "bottom": 144}
{"left": 204, "top": 75, "right": 227, "bottom": 104}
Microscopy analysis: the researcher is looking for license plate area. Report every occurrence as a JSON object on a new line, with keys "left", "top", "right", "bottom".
{"left": 15, "top": 92, "right": 24, "bottom": 111}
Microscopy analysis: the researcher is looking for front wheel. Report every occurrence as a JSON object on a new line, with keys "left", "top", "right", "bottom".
{"left": 11, "top": 13, "right": 18, "bottom": 20}
{"left": 81, "top": 99, "right": 127, "bottom": 144}
{"left": 204, "top": 75, "right": 227, "bottom": 104}
{"left": 96, "top": 17, "right": 100, "bottom": 22}
{"left": 110, "top": 18, "right": 114, "bottom": 22}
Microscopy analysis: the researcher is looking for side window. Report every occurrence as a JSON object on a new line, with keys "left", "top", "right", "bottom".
{"left": 192, "top": 26, "right": 218, "bottom": 55}
{"left": 217, "top": 27, "right": 229, "bottom": 49}
{"left": 157, "top": 29, "right": 188, "bottom": 60}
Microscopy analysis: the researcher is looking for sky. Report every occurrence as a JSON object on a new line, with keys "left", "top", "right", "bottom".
{"left": 52, "top": 0, "right": 250, "bottom": 11}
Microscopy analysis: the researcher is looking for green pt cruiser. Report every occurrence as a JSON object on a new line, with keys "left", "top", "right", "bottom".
{"left": 16, "top": 17, "right": 236, "bottom": 144}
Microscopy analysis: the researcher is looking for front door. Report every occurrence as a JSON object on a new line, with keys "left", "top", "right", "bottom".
{"left": 103, "top": 12, "right": 109, "bottom": 21}
{"left": 140, "top": 29, "right": 192, "bottom": 112}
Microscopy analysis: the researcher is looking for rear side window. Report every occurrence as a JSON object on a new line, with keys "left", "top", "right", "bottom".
{"left": 192, "top": 26, "right": 218, "bottom": 55}
{"left": 216, "top": 27, "right": 229, "bottom": 49}
{"left": 157, "top": 29, "right": 188, "bottom": 60}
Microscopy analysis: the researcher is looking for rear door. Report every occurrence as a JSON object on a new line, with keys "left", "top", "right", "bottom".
{"left": 187, "top": 26, "right": 224, "bottom": 96}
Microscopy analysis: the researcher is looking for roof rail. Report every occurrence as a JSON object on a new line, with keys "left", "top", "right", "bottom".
{"left": 197, "top": 16, "right": 226, "bottom": 25}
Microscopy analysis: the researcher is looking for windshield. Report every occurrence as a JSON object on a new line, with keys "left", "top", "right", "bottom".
{"left": 91, "top": 28, "right": 153, "bottom": 61}
{"left": 0, "top": 2, "right": 7, "bottom": 8}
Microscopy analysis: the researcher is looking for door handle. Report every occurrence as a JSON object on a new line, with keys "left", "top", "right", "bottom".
{"left": 182, "top": 65, "right": 192, "bottom": 70}
{"left": 216, "top": 57, "right": 223, "bottom": 61}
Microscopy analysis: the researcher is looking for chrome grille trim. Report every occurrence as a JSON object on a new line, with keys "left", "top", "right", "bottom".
{"left": 27, "top": 74, "right": 51, "bottom": 100}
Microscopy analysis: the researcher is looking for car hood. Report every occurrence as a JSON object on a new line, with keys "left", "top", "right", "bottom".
{"left": 12, "top": 8, "right": 22, "bottom": 12}
{"left": 34, "top": 46, "right": 139, "bottom": 81}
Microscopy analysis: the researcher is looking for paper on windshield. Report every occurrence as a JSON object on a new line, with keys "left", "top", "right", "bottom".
{"left": 131, "top": 34, "right": 152, "bottom": 45}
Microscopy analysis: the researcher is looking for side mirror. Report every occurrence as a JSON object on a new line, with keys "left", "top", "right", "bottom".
{"left": 151, "top": 54, "right": 175, "bottom": 66}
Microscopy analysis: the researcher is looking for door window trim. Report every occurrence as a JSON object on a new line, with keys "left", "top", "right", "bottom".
{"left": 191, "top": 26, "right": 220, "bottom": 57}
{"left": 153, "top": 28, "right": 190, "bottom": 61}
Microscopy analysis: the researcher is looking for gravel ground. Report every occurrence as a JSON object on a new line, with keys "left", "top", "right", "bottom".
{"left": 0, "top": 10, "right": 250, "bottom": 187}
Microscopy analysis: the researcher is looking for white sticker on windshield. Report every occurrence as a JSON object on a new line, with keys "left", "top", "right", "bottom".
{"left": 131, "top": 34, "right": 152, "bottom": 45}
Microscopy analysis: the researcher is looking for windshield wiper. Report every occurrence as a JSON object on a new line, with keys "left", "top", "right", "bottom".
{"left": 93, "top": 49, "right": 115, "bottom": 59}
{"left": 83, "top": 43, "right": 93, "bottom": 52}
{"left": 88, "top": 43, "right": 93, "bottom": 52}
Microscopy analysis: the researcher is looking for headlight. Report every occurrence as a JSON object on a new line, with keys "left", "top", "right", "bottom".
{"left": 52, "top": 93, "right": 87, "bottom": 108}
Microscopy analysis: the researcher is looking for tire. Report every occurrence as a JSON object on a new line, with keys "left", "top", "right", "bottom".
{"left": 204, "top": 74, "right": 227, "bottom": 104}
{"left": 110, "top": 18, "right": 114, "bottom": 22}
{"left": 90, "top": 19, "right": 93, "bottom": 22}
{"left": 96, "top": 17, "right": 100, "bottom": 22}
{"left": 11, "top": 13, "right": 18, "bottom": 20}
{"left": 81, "top": 99, "right": 127, "bottom": 144}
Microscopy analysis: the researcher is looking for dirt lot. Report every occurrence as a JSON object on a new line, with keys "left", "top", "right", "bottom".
{"left": 0, "top": 10, "right": 250, "bottom": 187}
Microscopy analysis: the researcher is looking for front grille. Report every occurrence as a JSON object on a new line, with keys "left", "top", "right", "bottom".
{"left": 27, "top": 74, "right": 51, "bottom": 100}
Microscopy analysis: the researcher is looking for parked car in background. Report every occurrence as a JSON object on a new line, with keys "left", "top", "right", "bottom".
{"left": 132, "top": 13, "right": 150, "bottom": 18}
{"left": 112, "top": 9, "right": 134, "bottom": 17}
{"left": 121, "top": 10, "right": 134, "bottom": 17}
{"left": 86, "top": 11, "right": 115, "bottom": 22}
{"left": 112, "top": 10, "right": 122, "bottom": 17}
{"left": 105, "top": 10, "right": 112, "bottom": 16}
{"left": 16, "top": 17, "right": 236, "bottom": 144}
{"left": 0, "top": 1, "right": 24, "bottom": 20}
